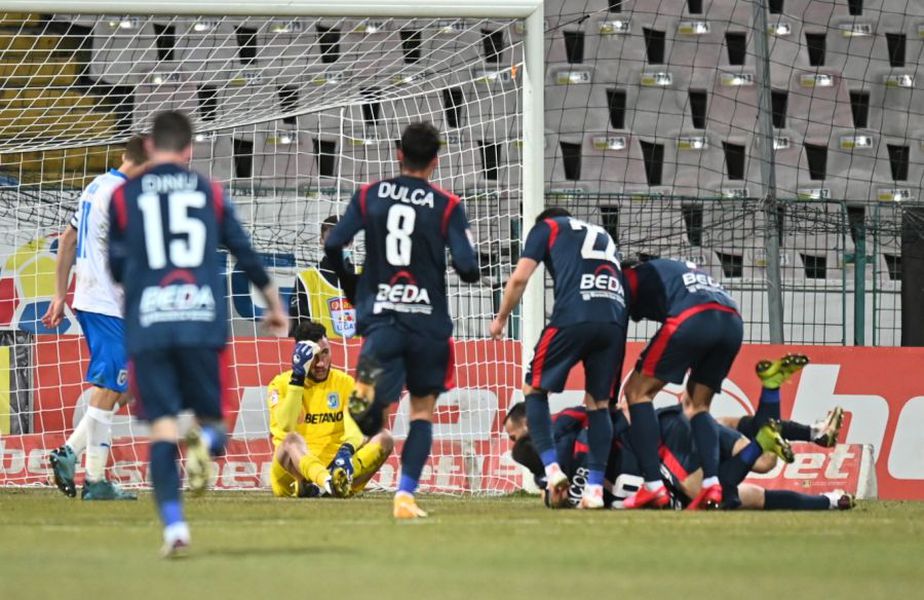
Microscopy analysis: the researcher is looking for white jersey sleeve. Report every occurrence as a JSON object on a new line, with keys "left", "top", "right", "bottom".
{"left": 71, "top": 169, "right": 128, "bottom": 318}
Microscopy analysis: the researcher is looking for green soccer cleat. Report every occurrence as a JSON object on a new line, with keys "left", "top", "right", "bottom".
{"left": 184, "top": 427, "right": 211, "bottom": 496}
{"left": 756, "top": 419, "right": 795, "bottom": 464}
{"left": 756, "top": 354, "right": 810, "bottom": 390}
{"left": 812, "top": 406, "right": 845, "bottom": 448}
{"left": 49, "top": 445, "right": 77, "bottom": 498}
{"left": 81, "top": 479, "right": 137, "bottom": 501}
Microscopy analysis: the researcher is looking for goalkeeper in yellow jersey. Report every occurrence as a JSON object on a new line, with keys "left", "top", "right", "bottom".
{"left": 267, "top": 321, "right": 393, "bottom": 498}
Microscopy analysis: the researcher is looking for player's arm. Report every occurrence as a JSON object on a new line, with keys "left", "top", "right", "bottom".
{"left": 322, "top": 192, "right": 364, "bottom": 304}
{"left": 217, "top": 189, "right": 287, "bottom": 333}
{"left": 276, "top": 340, "right": 321, "bottom": 433}
{"left": 41, "top": 223, "right": 77, "bottom": 329}
{"left": 489, "top": 222, "right": 548, "bottom": 339}
{"left": 445, "top": 202, "right": 480, "bottom": 283}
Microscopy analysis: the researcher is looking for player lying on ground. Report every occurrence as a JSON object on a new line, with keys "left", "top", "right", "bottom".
{"left": 324, "top": 122, "right": 480, "bottom": 519}
{"left": 719, "top": 353, "right": 844, "bottom": 457}
{"left": 490, "top": 207, "right": 628, "bottom": 509}
{"left": 108, "top": 111, "right": 287, "bottom": 557}
{"left": 505, "top": 401, "right": 854, "bottom": 511}
{"left": 42, "top": 135, "right": 149, "bottom": 501}
{"left": 268, "top": 320, "right": 393, "bottom": 498}
{"left": 620, "top": 258, "right": 743, "bottom": 510}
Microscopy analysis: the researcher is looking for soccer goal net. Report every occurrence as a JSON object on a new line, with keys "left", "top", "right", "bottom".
{"left": 0, "top": 1, "right": 545, "bottom": 494}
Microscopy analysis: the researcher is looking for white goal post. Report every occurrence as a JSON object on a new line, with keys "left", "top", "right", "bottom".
{"left": 0, "top": 0, "right": 544, "bottom": 494}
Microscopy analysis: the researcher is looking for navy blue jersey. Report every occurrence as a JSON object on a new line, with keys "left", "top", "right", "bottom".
{"left": 324, "top": 175, "right": 479, "bottom": 338}
{"left": 623, "top": 258, "right": 738, "bottom": 322}
{"left": 108, "top": 163, "right": 270, "bottom": 354}
{"left": 521, "top": 216, "right": 627, "bottom": 327}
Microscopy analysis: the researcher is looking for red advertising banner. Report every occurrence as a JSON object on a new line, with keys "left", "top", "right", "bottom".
{"left": 1, "top": 337, "right": 922, "bottom": 499}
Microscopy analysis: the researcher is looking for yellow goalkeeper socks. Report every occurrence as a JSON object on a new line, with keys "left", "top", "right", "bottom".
{"left": 297, "top": 454, "right": 329, "bottom": 487}
{"left": 354, "top": 442, "right": 388, "bottom": 480}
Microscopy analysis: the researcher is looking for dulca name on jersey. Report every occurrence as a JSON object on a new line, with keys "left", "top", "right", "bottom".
{"left": 378, "top": 181, "right": 435, "bottom": 207}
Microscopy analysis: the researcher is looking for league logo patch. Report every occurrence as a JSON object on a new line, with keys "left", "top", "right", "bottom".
{"left": 327, "top": 392, "right": 340, "bottom": 410}
{"left": 327, "top": 297, "right": 357, "bottom": 338}
{"left": 117, "top": 369, "right": 128, "bottom": 387}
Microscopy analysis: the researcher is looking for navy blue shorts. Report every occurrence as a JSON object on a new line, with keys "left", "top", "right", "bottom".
{"left": 75, "top": 310, "right": 128, "bottom": 393}
{"left": 526, "top": 321, "right": 626, "bottom": 399}
{"left": 636, "top": 304, "right": 743, "bottom": 393}
{"left": 359, "top": 323, "right": 454, "bottom": 403}
{"left": 129, "top": 347, "right": 226, "bottom": 422}
{"left": 718, "top": 423, "right": 745, "bottom": 460}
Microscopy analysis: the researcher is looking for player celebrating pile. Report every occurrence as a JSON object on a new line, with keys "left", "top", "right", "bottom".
{"left": 323, "top": 122, "right": 480, "bottom": 519}
{"left": 490, "top": 207, "right": 628, "bottom": 509}
{"left": 107, "top": 111, "right": 287, "bottom": 556}
{"left": 43, "top": 135, "right": 148, "bottom": 501}
{"left": 620, "top": 258, "right": 742, "bottom": 510}
{"left": 267, "top": 321, "right": 393, "bottom": 498}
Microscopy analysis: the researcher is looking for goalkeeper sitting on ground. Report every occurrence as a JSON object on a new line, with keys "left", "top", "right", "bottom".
{"left": 267, "top": 321, "right": 393, "bottom": 498}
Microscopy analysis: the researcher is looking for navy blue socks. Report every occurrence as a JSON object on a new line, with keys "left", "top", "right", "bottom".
{"left": 398, "top": 419, "right": 433, "bottom": 495}
{"left": 764, "top": 490, "right": 830, "bottom": 510}
{"left": 150, "top": 441, "right": 183, "bottom": 527}
{"left": 525, "top": 392, "right": 557, "bottom": 467}
{"left": 585, "top": 408, "right": 613, "bottom": 486}
{"left": 628, "top": 402, "right": 663, "bottom": 485}
{"left": 753, "top": 387, "right": 781, "bottom": 430}
{"left": 690, "top": 411, "right": 720, "bottom": 480}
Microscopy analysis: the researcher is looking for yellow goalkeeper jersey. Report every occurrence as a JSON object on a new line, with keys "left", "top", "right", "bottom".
{"left": 266, "top": 368, "right": 363, "bottom": 465}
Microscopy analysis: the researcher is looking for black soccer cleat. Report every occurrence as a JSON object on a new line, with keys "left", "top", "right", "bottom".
{"left": 349, "top": 356, "right": 384, "bottom": 436}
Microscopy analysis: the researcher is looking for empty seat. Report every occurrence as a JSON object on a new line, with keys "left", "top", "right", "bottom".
{"left": 175, "top": 19, "right": 241, "bottom": 79}
{"left": 707, "top": 67, "right": 760, "bottom": 138}
{"left": 133, "top": 79, "right": 197, "bottom": 130}
{"left": 249, "top": 129, "right": 303, "bottom": 190}
{"left": 544, "top": 63, "right": 604, "bottom": 135}
{"left": 581, "top": 130, "right": 650, "bottom": 187}
{"left": 785, "top": 69, "right": 853, "bottom": 135}
{"left": 90, "top": 21, "right": 158, "bottom": 84}
{"left": 190, "top": 133, "right": 234, "bottom": 182}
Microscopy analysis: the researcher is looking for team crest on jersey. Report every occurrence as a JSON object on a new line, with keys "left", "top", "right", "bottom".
{"left": 327, "top": 392, "right": 340, "bottom": 410}
{"left": 327, "top": 297, "right": 356, "bottom": 338}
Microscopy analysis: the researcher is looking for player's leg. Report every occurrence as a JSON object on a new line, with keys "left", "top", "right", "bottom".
{"left": 738, "top": 483, "right": 855, "bottom": 510}
{"left": 348, "top": 326, "right": 404, "bottom": 437}
{"left": 131, "top": 350, "right": 188, "bottom": 557}
{"left": 393, "top": 333, "right": 455, "bottom": 519}
{"left": 275, "top": 431, "right": 347, "bottom": 497}
{"left": 577, "top": 322, "right": 625, "bottom": 509}
{"left": 175, "top": 348, "right": 229, "bottom": 496}
{"left": 522, "top": 325, "right": 581, "bottom": 497}
{"left": 623, "top": 322, "right": 689, "bottom": 509}
{"left": 685, "top": 311, "right": 744, "bottom": 510}
{"left": 351, "top": 429, "right": 394, "bottom": 493}
{"left": 57, "top": 312, "right": 135, "bottom": 500}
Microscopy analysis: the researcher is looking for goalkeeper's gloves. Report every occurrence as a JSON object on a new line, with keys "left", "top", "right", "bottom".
{"left": 330, "top": 443, "right": 355, "bottom": 479}
{"left": 290, "top": 340, "right": 320, "bottom": 386}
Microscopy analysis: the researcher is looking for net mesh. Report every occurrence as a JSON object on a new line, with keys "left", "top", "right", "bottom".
{"left": 0, "top": 11, "right": 526, "bottom": 493}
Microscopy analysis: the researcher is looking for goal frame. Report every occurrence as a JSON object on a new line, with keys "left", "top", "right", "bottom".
{"left": 0, "top": 0, "right": 546, "bottom": 358}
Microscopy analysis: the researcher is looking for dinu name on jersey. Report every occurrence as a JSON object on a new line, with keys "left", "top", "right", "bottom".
{"left": 377, "top": 181, "right": 435, "bottom": 208}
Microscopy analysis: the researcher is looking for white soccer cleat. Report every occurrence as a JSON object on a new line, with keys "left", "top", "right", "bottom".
{"left": 578, "top": 485, "right": 605, "bottom": 509}
{"left": 823, "top": 489, "right": 856, "bottom": 510}
{"left": 546, "top": 463, "right": 569, "bottom": 492}
{"left": 160, "top": 522, "right": 191, "bottom": 559}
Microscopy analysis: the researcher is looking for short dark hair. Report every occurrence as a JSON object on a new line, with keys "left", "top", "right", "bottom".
{"left": 293, "top": 320, "right": 327, "bottom": 343}
{"left": 503, "top": 402, "right": 527, "bottom": 426}
{"left": 151, "top": 110, "right": 193, "bottom": 153}
{"left": 535, "top": 207, "right": 571, "bottom": 224}
{"left": 123, "top": 135, "right": 148, "bottom": 165}
{"left": 321, "top": 215, "right": 340, "bottom": 237}
{"left": 399, "top": 122, "right": 441, "bottom": 171}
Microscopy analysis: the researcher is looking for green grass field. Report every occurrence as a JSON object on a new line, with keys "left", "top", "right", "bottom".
{"left": 1, "top": 491, "right": 922, "bottom": 599}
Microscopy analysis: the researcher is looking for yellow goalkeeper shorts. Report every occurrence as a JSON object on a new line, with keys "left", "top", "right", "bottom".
{"left": 269, "top": 457, "right": 298, "bottom": 498}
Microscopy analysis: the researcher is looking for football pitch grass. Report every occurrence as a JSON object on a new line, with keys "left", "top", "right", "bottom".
{"left": 1, "top": 490, "right": 922, "bottom": 599}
